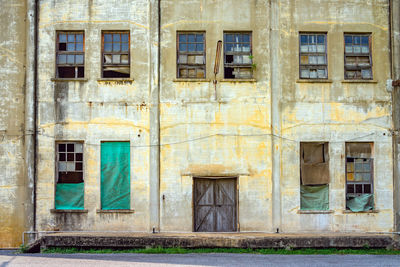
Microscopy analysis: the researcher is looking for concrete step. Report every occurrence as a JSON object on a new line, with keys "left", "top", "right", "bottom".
{"left": 26, "top": 232, "right": 399, "bottom": 252}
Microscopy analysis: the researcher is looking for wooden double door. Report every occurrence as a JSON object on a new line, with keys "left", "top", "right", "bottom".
{"left": 193, "top": 177, "right": 237, "bottom": 232}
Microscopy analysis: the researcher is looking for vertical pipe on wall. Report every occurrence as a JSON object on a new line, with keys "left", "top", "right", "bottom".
{"left": 269, "top": 0, "right": 282, "bottom": 232}
{"left": 149, "top": 0, "right": 161, "bottom": 232}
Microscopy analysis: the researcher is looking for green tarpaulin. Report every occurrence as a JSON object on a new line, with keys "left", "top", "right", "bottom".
{"left": 300, "top": 184, "right": 329, "bottom": 210}
{"left": 55, "top": 182, "right": 84, "bottom": 210}
{"left": 346, "top": 194, "right": 374, "bottom": 212}
{"left": 101, "top": 142, "right": 130, "bottom": 210}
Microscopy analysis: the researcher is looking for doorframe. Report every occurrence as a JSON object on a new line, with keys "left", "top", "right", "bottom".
{"left": 192, "top": 176, "right": 239, "bottom": 232}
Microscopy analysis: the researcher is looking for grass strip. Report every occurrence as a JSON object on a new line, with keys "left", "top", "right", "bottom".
{"left": 41, "top": 247, "right": 400, "bottom": 255}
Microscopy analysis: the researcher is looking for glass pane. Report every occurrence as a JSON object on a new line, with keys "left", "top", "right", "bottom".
{"left": 104, "top": 54, "right": 112, "bottom": 64}
{"left": 355, "top": 162, "right": 363, "bottom": 171}
{"left": 179, "top": 68, "right": 188, "bottom": 77}
{"left": 300, "top": 35, "right": 308, "bottom": 45}
{"left": 188, "top": 43, "right": 196, "bottom": 51}
{"left": 345, "top": 45, "right": 353, "bottom": 53}
{"left": 197, "top": 68, "right": 205, "bottom": 78}
{"left": 76, "top": 34, "right": 83, "bottom": 42}
{"left": 121, "top": 33, "right": 129, "bottom": 42}
{"left": 112, "top": 54, "right": 121, "bottom": 64}
{"left": 196, "top": 34, "right": 203, "bottom": 42}
{"left": 309, "top": 45, "right": 317, "bottom": 52}
{"left": 187, "top": 55, "right": 195, "bottom": 64}
{"left": 58, "top": 54, "right": 66, "bottom": 64}
{"left": 345, "top": 35, "right": 352, "bottom": 44}
{"left": 113, "top": 43, "right": 121, "bottom": 52}
{"left": 121, "top": 54, "right": 129, "bottom": 64}
{"left": 104, "top": 42, "right": 112, "bottom": 52}
{"left": 75, "top": 54, "right": 84, "bottom": 64}
{"left": 67, "top": 43, "right": 75, "bottom": 51}
{"left": 75, "top": 143, "right": 83, "bottom": 153}
{"left": 353, "top": 46, "right": 361, "bottom": 53}
{"left": 67, "top": 54, "right": 75, "bottom": 64}
{"left": 121, "top": 43, "right": 129, "bottom": 52}
{"left": 179, "top": 34, "right": 186, "bottom": 43}
{"left": 113, "top": 33, "right": 120, "bottom": 42}
{"left": 195, "top": 55, "right": 204, "bottom": 64}
{"left": 66, "top": 162, "right": 75, "bottom": 171}
{"left": 362, "top": 69, "right": 372, "bottom": 79}
{"left": 234, "top": 34, "right": 241, "bottom": 43}
{"left": 58, "top": 162, "right": 67, "bottom": 171}
{"left": 188, "top": 68, "right": 196, "bottom": 77}
{"left": 354, "top": 36, "right": 360, "bottom": 45}
{"left": 243, "top": 55, "right": 252, "bottom": 64}
{"left": 188, "top": 34, "right": 195, "bottom": 42}
{"left": 59, "top": 34, "right": 67, "bottom": 42}
{"left": 104, "top": 34, "right": 112, "bottom": 42}
{"left": 317, "top": 56, "right": 325, "bottom": 64}
{"left": 309, "top": 35, "right": 316, "bottom": 44}
{"left": 225, "top": 34, "right": 234, "bottom": 42}
{"left": 300, "top": 55, "right": 308, "bottom": 65}
{"left": 242, "top": 43, "right": 251, "bottom": 52}
{"left": 76, "top": 43, "right": 83, "bottom": 51}
{"left": 234, "top": 44, "right": 241, "bottom": 52}
{"left": 310, "top": 69, "right": 317, "bottom": 78}
{"left": 362, "top": 173, "right": 371, "bottom": 182}
{"left": 347, "top": 162, "right": 354, "bottom": 172}
{"left": 67, "top": 34, "right": 75, "bottom": 42}
{"left": 317, "top": 35, "right": 325, "bottom": 44}
{"left": 317, "top": 45, "right": 325, "bottom": 53}
{"left": 317, "top": 69, "right": 326, "bottom": 78}
{"left": 363, "top": 162, "right": 370, "bottom": 171}
{"left": 179, "top": 43, "right": 187, "bottom": 51}
{"left": 242, "top": 34, "right": 250, "bottom": 42}
{"left": 196, "top": 43, "right": 204, "bottom": 52}
{"left": 300, "top": 45, "right": 308, "bottom": 52}
{"left": 361, "top": 45, "right": 369, "bottom": 53}
{"left": 347, "top": 172, "right": 354, "bottom": 181}
{"left": 179, "top": 54, "right": 187, "bottom": 64}
{"left": 300, "top": 69, "right": 309, "bottom": 78}
{"left": 225, "top": 43, "right": 234, "bottom": 52}
{"left": 309, "top": 56, "right": 317, "bottom": 64}
{"left": 355, "top": 173, "right": 363, "bottom": 181}
{"left": 234, "top": 55, "right": 242, "bottom": 64}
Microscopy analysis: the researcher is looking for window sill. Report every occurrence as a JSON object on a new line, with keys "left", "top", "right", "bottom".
{"left": 97, "top": 78, "right": 134, "bottom": 82}
{"left": 296, "top": 79, "right": 332, "bottom": 83}
{"left": 220, "top": 78, "right": 256, "bottom": 83}
{"left": 343, "top": 210, "right": 379, "bottom": 213}
{"left": 50, "top": 209, "right": 88, "bottom": 213}
{"left": 297, "top": 210, "right": 334, "bottom": 214}
{"left": 173, "top": 78, "right": 211, "bottom": 82}
{"left": 96, "top": 209, "right": 135, "bottom": 213}
{"left": 51, "top": 78, "right": 88, "bottom": 82}
{"left": 342, "top": 80, "right": 377, "bottom": 83}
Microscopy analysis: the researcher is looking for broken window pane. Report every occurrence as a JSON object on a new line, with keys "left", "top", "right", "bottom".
{"left": 299, "top": 33, "right": 327, "bottom": 79}
{"left": 102, "top": 31, "right": 130, "bottom": 78}
{"left": 57, "top": 142, "right": 84, "bottom": 184}
{"left": 344, "top": 34, "right": 372, "bottom": 80}
{"left": 56, "top": 32, "right": 85, "bottom": 78}
{"left": 223, "top": 32, "right": 252, "bottom": 79}
{"left": 177, "top": 32, "right": 206, "bottom": 78}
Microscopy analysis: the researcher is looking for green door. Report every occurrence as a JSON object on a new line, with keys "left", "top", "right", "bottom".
{"left": 101, "top": 142, "right": 131, "bottom": 209}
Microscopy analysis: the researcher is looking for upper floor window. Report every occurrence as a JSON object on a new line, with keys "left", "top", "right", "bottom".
{"left": 344, "top": 34, "right": 372, "bottom": 80}
{"left": 177, "top": 32, "right": 206, "bottom": 78}
{"left": 56, "top": 32, "right": 84, "bottom": 78}
{"left": 102, "top": 31, "right": 130, "bottom": 78}
{"left": 299, "top": 33, "right": 327, "bottom": 79}
{"left": 224, "top": 32, "right": 252, "bottom": 79}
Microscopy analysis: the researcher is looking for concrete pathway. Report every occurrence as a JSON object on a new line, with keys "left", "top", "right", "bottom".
{"left": 1, "top": 250, "right": 400, "bottom": 267}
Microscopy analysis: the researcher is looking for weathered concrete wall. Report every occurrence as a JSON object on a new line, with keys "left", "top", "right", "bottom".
{"left": 36, "top": 0, "right": 151, "bottom": 232}
{"left": 279, "top": 0, "right": 393, "bottom": 232}
{"left": 0, "top": 0, "right": 28, "bottom": 247}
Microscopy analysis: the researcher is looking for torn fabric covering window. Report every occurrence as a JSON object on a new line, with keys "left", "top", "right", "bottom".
{"left": 346, "top": 142, "right": 374, "bottom": 211}
{"left": 101, "top": 142, "right": 131, "bottom": 210}
{"left": 300, "top": 185, "right": 329, "bottom": 210}
{"left": 55, "top": 183, "right": 84, "bottom": 210}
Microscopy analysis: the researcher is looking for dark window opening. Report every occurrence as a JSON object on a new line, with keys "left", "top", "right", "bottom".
{"left": 102, "top": 32, "right": 130, "bottom": 78}
{"left": 223, "top": 32, "right": 252, "bottom": 79}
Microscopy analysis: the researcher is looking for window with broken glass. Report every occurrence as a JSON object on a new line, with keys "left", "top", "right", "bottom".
{"left": 346, "top": 143, "right": 374, "bottom": 211}
{"left": 56, "top": 32, "right": 84, "bottom": 78}
{"left": 299, "top": 33, "right": 327, "bottom": 79}
{"left": 224, "top": 33, "right": 252, "bottom": 79}
{"left": 177, "top": 32, "right": 205, "bottom": 78}
{"left": 344, "top": 34, "right": 372, "bottom": 80}
{"left": 102, "top": 32, "right": 130, "bottom": 78}
{"left": 57, "top": 142, "right": 84, "bottom": 183}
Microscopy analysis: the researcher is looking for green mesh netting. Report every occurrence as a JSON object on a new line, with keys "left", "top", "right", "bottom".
{"left": 55, "top": 182, "right": 84, "bottom": 210}
{"left": 346, "top": 194, "right": 374, "bottom": 212}
{"left": 300, "top": 184, "right": 329, "bottom": 210}
{"left": 101, "top": 142, "right": 130, "bottom": 210}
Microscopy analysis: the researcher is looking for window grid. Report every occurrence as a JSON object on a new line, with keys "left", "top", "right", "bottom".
{"left": 102, "top": 32, "right": 130, "bottom": 78}
{"left": 177, "top": 32, "right": 206, "bottom": 78}
{"left": 56, "top": 32, "right": 85, "bottom": 78}
{"left": 299, "top": 33, "right": 327, "bottom": 79}
{"left": 223, "top": 32, "right": 252, "bottom": 79}
{"left": 346, "top": 157, "right": 373, "bottom": 197}
{"left": 56, "top": 142, "right": 83, "bottom": 184}
{"left": 344, "top": 34, "right": 372, "bottom": 80}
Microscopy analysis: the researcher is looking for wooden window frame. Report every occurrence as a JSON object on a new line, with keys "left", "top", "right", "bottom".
{"left": 344, "top": 33, "right": 373, "bottom": 80}
{"left": 101, "top": 31, "right": 130, "bottom": 78}
{"left": 345, "top": 143, "right": 374, "bottom": 208}
{"left": 223, "top": 32, "right": 252, "bottom": 79}
{"left": 299, "top": 33, "right": 328, "bottom": 79}
{"left": 176, "top": 32, "right": 206, "bottom": 79}
{"left": 56, "top": 141, "right": 84, "bottom": 184}
{"left": 56, "top": 31, "right": 85, "bottom": 78}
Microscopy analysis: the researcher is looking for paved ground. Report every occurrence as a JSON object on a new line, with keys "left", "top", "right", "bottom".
{"left": 1, "top": 250, "right": 400, "bottom": 267}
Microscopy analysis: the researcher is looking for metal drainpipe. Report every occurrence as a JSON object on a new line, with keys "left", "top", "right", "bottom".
{"left": 33, "top": 0, "right": 38, "bottom": 236}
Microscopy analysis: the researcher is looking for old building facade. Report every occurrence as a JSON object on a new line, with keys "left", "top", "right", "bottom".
{"left": 0, "top": 0, "right": 399, "bottom": 248}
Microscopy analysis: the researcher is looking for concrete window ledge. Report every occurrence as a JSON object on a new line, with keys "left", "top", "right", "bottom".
{"left": 297, "top": 210, "right": 334, "bottom": 214}
{"left": 341, "top": 80, "right": 378, "bottom": 83}
{"left": 51, "top": 78, "right": 88, "bottom": 82}
{"left": 343, "top": 210, "right": 379, "bottom": 214}
{"left": 173, "top": 78, "right": 211, "bottom": 82}
{"left": 50, "top": 209, "right": 88, "bottom": 213}
{"left": 220, "top": 78, "right": 257, "bottom": 83}
{"left": 97, "top": 78, "right": 134, "bottom": 82}
{"left": 296, "top": 79, "right": 333, "bottom": 83}
{"left": 96, "top": 209, "right": 135, "bottom": 213}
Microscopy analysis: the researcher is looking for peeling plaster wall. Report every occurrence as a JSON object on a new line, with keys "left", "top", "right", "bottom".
{"left": 36, "top": 0, "right": 151, "bottom": 232}
{"left": 0, "top": 0, "right": 28, "bottom": 247}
